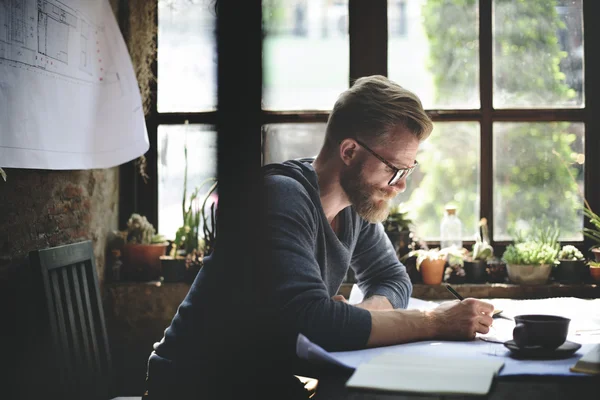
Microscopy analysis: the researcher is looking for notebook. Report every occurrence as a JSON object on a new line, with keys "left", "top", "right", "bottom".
{"left": 570, "top": 343, "right": 600, "bottom": 375}
{"left": 346, "top": 352, "right": 504, "bottom": 396}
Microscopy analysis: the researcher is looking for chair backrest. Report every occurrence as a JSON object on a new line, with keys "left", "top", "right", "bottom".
{"left": 28, "top": 240, "right": 114, "bottom": 400}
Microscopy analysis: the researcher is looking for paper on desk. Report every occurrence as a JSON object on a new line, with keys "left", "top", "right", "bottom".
{"left": 296, "top": 297, "right": 600, "bottom": 377}
{"left": 346, "top": 352, "right": 504, "bottom": 396}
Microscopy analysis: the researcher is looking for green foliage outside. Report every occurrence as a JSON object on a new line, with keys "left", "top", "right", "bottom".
{"left": 412, "top": 0, "right": 582, "bottom": 240}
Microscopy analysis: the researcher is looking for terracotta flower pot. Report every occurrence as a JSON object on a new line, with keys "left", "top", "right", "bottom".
{"left": 420, "top": 258, "right": 446, "bottom": 285}
{"left": 590, "top": 267, "right": 600, "bottom": 282}
{"left": 506, "top": 263, "right": 552, "bottom": 285}
{"left": 121, "top": 243, "right": 168, "bottom": 281}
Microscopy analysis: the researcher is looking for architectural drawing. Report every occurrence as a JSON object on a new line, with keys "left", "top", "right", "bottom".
{"left": 0, "top": 0, "right": 149, "bottom": 170}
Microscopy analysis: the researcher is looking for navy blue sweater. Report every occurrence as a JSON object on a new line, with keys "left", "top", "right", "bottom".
{"left": 153, "top": 159, "right": 412, "bottom": 365}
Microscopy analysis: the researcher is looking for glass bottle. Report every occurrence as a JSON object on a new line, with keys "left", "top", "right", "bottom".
{"left": 440, "top": 205, "right": 463, "bottom": 250}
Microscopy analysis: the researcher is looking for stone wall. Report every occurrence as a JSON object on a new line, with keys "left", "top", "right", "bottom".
{"left": 0, "top": 168, "right": 119, "bottom": 396}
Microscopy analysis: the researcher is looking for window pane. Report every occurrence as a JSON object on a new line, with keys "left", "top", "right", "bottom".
{"left": 493, "top": 0, "right": 584, "bottom": 109}
{"left": 263, "top": 1, "right": 349, "bottom": 110}
{"left": 158, "top": 1, "right": 217, "bottom": 112}
{"left": 493, "top": 122, "right": 584, "bottom": 241}
{"left": 389, "top": 0, "right": 479, "bottom": 109}
{"left": 263, "top": 124, "right": 326, "bottom": 164}
{"left": 158, "top": 124, "right": 217, "bottom": 240}
{"left": 399, "top": 122, "right": 480, "bottom": 241}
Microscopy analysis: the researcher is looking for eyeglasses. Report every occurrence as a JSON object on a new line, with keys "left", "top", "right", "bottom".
{"left": 355, "top": 139, "right": 419, "bottom": 186}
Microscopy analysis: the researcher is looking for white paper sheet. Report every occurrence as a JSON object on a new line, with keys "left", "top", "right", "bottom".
{"left": 296, "top": 297, "right": 600, "bottom": 377}
{"left": 0, "top": 0, "right": 148, "bottom": 170}
{"left": 346, "top": 352, "right": 504, "bottom": 396}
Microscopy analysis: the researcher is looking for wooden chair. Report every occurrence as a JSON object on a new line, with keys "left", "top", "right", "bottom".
{"left": 27, "top": 240, "right": 139, "bottom": 400}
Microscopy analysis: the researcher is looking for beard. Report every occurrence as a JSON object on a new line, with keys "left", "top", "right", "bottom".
{"left": 340, "top": 160, "right": 395, "bottom": 223}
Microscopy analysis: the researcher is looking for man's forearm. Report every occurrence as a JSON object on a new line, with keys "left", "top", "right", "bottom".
{"left": 356, "top": 295, "right": 394, "bottom": 311}
{"left": 366, "top": 309, "right": 436, "bottom": 347}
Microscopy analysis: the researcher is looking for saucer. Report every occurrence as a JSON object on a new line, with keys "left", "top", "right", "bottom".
{"left": 504, "top": 340, "right": 581, "bottom": 359}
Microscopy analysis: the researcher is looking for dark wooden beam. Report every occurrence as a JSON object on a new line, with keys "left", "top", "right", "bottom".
{"left": 349, "top": 0, "right": 387, "bottom": 84}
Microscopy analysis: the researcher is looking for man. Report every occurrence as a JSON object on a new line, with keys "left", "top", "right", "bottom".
{"left": 144, "top": 75, "right": 494, "bottom": 398}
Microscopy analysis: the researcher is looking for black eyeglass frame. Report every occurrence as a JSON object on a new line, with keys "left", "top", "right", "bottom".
{"left": 355, "top": 139, "right": 419, "bottom": 186}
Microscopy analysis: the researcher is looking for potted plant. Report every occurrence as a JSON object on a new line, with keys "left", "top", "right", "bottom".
{"left": 553, "top": 150, "right": 600, "bottom": 262}
{"left": 501, "top": 223, "right": 560, "bottom": 285}
{"left": 161, "top": 177, "right": 217, "bottom": 283}
{"left": 119, "top": 213, "right": 168, "bottom": 281}
{"left": 443, "top": 246, "right": 467, "bottom": 284}
{"left": 408, "top": 248, "right": 449, "bottom": 285}
{"left": 554, "top": 245, "right": 587, "bottom": 284}
{"left": 583, "top": 207, "right": 600, "bottom": 262}
{"left": 589, "top": 261, "right": 600, "bottom": 282}
{"left": 159, "top": 142, "right": 218, "bottom": 283}
{"left": 383, "top": 204, "right": 414, "bottom": 259}
{"left": 463, "top": 218, "right": 494, "bottom": 283}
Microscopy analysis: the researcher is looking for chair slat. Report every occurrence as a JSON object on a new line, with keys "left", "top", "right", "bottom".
{"left": 50, "top": 269, "right": 74, "bottom": 397}
{"left": 80, "top": 263, "right": 102, "bottom": 374}
{"left": 71, "top": 262, "right": 94, "bottom": 375}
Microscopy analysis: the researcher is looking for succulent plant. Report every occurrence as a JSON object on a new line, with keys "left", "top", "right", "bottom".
{"left": 558, "top": 245, "right": 584, "bottom": 261}
{"left": 124, "top": 213, "right": 166, "bottom": 245}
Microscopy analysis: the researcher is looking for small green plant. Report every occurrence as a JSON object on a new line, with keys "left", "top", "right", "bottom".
{"left": 589, "top": 261, "right": 600, "bottom": 268}
{"left": 470, "top": 218, "right": 494, "bottom": 261}
{"left": 502, "top": 221, "right": 560, "bottom": 265}
{"left": 169, "top": 142, "right": 218, "bottom": 257}
{"left": 557, "top": 245, "right": 584, "bottom": 261}
{"left": 383, "top": 204, "right": 413, "bottom": 233}
{"left": 407, "top": 247, "right": 464, "bottom": 271}
{"left": 553, "top": 149, "right": 600, "bottom": 250}
{"left": 583, "top": 207, "right": 600, "bottom": 249}
{"left": 123, "top": 213, "right": 166, "bottom": 245}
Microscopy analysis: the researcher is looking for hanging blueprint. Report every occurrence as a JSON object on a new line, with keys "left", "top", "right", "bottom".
{"left": 0, "top": 0, "right": 148, "bottom": 170}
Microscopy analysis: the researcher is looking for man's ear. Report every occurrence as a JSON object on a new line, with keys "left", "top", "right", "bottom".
{"left": 339, "top": 138, "right": 358, "bottom": 166}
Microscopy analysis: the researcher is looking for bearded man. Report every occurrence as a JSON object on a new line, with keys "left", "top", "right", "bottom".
{"left": 144, "top": 75, "right": 494, "bottom": 399}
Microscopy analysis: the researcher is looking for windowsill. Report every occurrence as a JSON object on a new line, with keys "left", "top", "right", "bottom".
{"left": 104, "top": 280, "right": 600, "bottom": 301}
{"left": 338, "top": 282, "right": 600, "bottom": 300}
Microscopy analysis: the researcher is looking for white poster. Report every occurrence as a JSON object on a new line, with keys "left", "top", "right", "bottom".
{"left": 0, "top": 0, "right": 149, "bottom": 170}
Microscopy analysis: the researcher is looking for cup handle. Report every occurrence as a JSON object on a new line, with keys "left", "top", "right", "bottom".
{"left": 513, "top": 323, "right": 528, "bottom": 347}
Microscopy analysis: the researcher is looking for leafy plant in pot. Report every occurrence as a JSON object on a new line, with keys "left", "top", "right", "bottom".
{"left": 554, "top": 245, "right": 586, "bottom": 284}
{"left": 442, "top": 246, "right": 467, "bottom": 284}
{"left": 383, "top": 204, "right": 414, "bottom": 259}
{"left": 588, "top": 261, "right": 600, "bottom": 282}
{"left": 553, "top": 149, "right": 600, "bottom": 262}
{"left": 162, "top": 178, "right": 218, "bottom": 283}
{"left": 501, "top": 222, "right": 560, "bottom": 285}
{"left": 119, "top": 213, "right": 168, "bottom": 281}
{"left": 583, "top": 207, "right": 600, "bottom": 262}
{"left": 408, "top": 247, "right": 464, "bottom": 285}
{"left": 463, "top": 218, "right": 494, "bottom": 283}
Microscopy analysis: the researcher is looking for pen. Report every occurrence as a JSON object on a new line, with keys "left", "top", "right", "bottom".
{"left": 445, "top": 284, "right": 464, "bottom": 301}
{"left": 445, "top": 284, "right": 512, "bottom": 320}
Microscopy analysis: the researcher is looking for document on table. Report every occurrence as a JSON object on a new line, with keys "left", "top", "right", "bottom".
{"left": 570, "top": 343, "right": 600, "bottom": 375}
{"left": 346, "top": 352, "right": 504, "bottom": 396}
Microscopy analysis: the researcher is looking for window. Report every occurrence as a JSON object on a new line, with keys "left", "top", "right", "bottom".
{"left": 136, "top": 0, "right": 596, "bottom": 253}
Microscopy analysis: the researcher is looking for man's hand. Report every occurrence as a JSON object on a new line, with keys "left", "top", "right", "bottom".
{"left": 428, "top": 298, "right": 494, "bottom": 340}
{"left": 332, "top": 294, "right": 349, "bottom": 303}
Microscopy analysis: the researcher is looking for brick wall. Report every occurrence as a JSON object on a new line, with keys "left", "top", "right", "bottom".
{"left": 0, "top": 168, "right": 119, "bottom": 395}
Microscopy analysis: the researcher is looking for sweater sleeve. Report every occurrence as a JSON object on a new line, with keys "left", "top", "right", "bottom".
{"left": 351, "top": 220, "right": 412, "bottom": 309}
{"left": 265, "top": 175, "right": 372, "bottom": 351}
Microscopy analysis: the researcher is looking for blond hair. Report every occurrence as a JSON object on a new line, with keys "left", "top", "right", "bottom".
{"left": 324, "top": 75, "right": 433, "bottom": 149}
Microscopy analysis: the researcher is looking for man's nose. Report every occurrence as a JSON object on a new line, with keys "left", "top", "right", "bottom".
{"left": 391, "top": 176, "right": 407, "bottom": 193}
